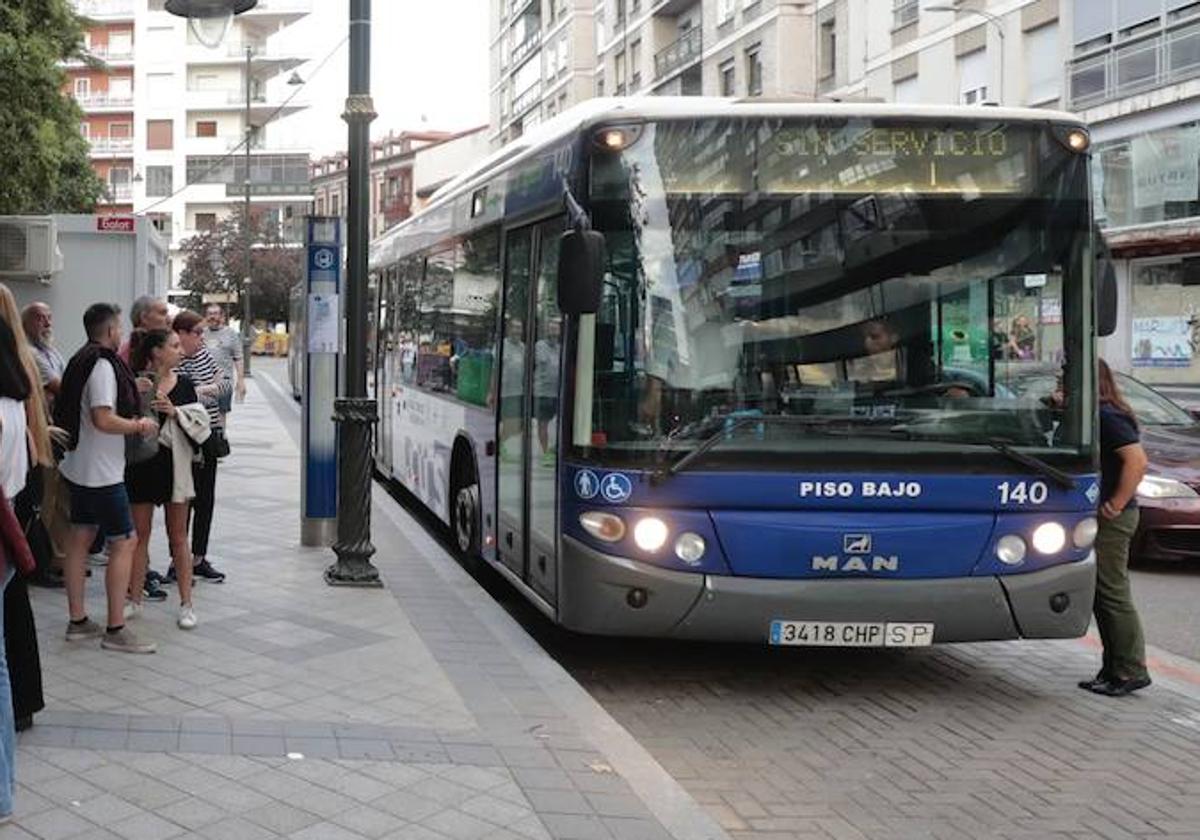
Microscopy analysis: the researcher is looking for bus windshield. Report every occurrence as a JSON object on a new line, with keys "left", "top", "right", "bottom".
{"left": 578, "top": 117, "right": 1093, "bottom": 469}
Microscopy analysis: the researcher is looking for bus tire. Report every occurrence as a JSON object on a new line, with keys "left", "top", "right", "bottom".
{"left": 450, "top": 450, "right": 481, "bottom": 565}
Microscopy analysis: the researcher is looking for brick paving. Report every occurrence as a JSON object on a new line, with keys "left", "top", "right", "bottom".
{"left": 553, "top": 592, "right": 1200, "bottom": 839}
{"left": 12, "top": 362, "right": 1200, "bottom": 840}
{"left": 7, "top": 372, "right": 716, "bottom": 840}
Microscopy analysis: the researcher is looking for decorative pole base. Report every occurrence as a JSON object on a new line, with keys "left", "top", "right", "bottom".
{"left": 326, "top": 396, "right": 382, "bottom": 588}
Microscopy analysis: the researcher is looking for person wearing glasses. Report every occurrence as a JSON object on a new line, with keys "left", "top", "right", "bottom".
{"left": 171, "top": 311, "right": 230, "bottom": 584}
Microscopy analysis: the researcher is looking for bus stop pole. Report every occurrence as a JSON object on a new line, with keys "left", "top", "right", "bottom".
{"left": 301, "top": 216, "right": 340, "bottom": 547}
{"left": 326, "top": 0, "right": 381, "bottom": 586}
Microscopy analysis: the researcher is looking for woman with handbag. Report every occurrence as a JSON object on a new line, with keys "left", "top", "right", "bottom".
{"left": 172, "top": 310, "right": 230, "bottom": 585}
{"left": 123, "top": 329, "right": 204, "bottom": 630}
{"left": 0, "top": 286, "right": 47, "bottom": 735}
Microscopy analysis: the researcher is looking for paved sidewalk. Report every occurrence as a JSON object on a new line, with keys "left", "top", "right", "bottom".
{"left": 7, "top": 374, "right": 723, "bottom": 840}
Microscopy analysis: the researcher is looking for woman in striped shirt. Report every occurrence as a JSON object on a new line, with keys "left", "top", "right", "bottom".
{"left": 172, "top": 311, "right": 230, "bottom": 585}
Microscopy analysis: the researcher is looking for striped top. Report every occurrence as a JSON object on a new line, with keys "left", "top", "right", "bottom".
{"left": 178, "top": 345, "right": 231, "bottom": 428}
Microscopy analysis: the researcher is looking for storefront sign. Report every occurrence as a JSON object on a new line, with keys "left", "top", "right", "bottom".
{"left": 1132, "top": 316, "right": 1193, "bottom": 368}
{"left": 1040, "top": 297, "right": 1061, "bottom": 325}
{"left": 1131, "top": 128, "right": 1200, "bottom": 209}
{"left": 96, "top": 216, "right": 135, "bottom": 233}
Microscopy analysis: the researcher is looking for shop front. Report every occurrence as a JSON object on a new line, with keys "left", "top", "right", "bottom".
{"left": 1094, "top": 112, "right": 1200, "bottom": 385}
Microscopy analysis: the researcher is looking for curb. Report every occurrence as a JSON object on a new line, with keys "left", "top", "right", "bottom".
{"left": 374, "top": 488, "right": 733, "bottom": 840}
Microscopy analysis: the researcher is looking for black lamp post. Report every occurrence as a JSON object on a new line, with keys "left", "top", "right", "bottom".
{"left": 325, "top": 0, "right": 381, "bottom": 586}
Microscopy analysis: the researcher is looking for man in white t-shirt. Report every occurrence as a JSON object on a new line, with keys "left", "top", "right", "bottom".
{"left": 57, "top": 303, "right": 158, "bottom": 654}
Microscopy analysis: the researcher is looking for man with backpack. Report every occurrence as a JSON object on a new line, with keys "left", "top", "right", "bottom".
{"left": 54, "top": 304, "right": 158, "bottom": 654}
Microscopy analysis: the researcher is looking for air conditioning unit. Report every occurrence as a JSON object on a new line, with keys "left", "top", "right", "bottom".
{"left": 0, "top": 216, "right": 63, "bottom": 280}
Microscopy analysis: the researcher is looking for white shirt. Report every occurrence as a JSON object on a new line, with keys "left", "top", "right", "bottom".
{"left": 60, "top": 359, "right": 126, "bottom": 488}
{"left": 0, "top": 397, "right": 28, "bottom": 499}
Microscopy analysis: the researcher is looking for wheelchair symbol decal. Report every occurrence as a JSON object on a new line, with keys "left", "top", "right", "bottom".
{"left": 599, "top": 473, "right": 632, "bottom": 503}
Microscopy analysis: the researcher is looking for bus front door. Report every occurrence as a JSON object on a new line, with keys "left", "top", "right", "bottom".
{"left": 497, "top": 219, "right": 564, "bottom": 606}
{"left": 497, "top": 228, "right": 532, "bottom": 582}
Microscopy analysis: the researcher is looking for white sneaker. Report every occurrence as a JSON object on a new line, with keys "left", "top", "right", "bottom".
{"left": 177, "top": 603, "right": 197, "bottom": 630}
{"left": 123, "top": 601, "right": 143, "bottom": 620}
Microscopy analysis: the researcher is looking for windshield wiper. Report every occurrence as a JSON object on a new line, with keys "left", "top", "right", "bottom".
{"left": 648, "top": 414, "right": 841, "bottom": 486}
{"left": 983, "top": 438, "right": 1076, "bottom": 489}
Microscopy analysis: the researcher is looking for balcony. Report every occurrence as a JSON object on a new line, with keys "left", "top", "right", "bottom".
{"left": 102, "top": 184, "right": 133, "bottom": 202}
{"left": 88, "top": 137, "right": 134, "bottom": 155}
{"left": 76, "top": 92, "right": 134, "bottom": 111}
{"left": 187, "top": 134, "right": 311, "bottom": 155}
{"left": 1069, "top": 23, "right": 1200, "bottom": 110}
{"left": 223, "top": 182, "right": 313, "bottom": 198}
{"left": 380, "top": 195, "right": 412, "bottom": 226}
{"left": 510, "top": 31, "right": 541, "bottom": 67}
{"left": 72, "top": 0, "right": 134, "bottom": 19}
{"left": 651, "top": 0, "right": 699, "bottom": 16}
{"left": 654, "top": 26, "right": 702, "bottom": 80}
{"left": 511, "top": 83, "right": 542, "bottom": 118}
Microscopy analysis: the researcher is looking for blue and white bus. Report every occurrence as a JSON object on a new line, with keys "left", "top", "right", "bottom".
{"left": 369, "top": 98, "right": 1112, "bottom": 646}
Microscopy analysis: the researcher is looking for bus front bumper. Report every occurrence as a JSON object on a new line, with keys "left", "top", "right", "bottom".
{"left": 558, "top": 537, "right": 1096, "bottom": 643}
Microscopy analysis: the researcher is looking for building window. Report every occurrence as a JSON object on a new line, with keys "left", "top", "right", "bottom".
{"left": 614, "top": 49, "right": 626, "bottom": 93}
{"left": 148, "top": 213, "right": 171, "bottom": 235}
{"left": 958, "top": 49, "right": 988, "bottom": 104}
{"left": 147, "top": 119, "right": 173, "bottom": 150}
{"left": 79, "top": 122, "right": 89, "bottom": 139}
{"left": 195, "top": 213, "right": 217, "bottom": 232}
{"left": 893, "top": 75, "right": 920, "bottom": 103}
{"left": 893, "top": 0, "right": 918, "bottom": 29}
{"left": 630, "top": 39, "right": 642, "bottom": 89}
{"left": 820, "top": 19, "right": 836, "bottom": 79}
{"left": 195, "top": 120, "right": 217, "bottom": 138}
{"left": 74, "top": 77, "right": 90, "bottom": 98}
{"left": 718, "top": 0, "right": 736, "bottom": 26}
{"left": 145, "top": 165, "right": 173, "bottom": 197}
{"left": 596, "top": 71, "right": 604, "bottom": 96}
{"left": 720, "top": 60, "right": 736, "bottom": 96}
{"left": 1025, "top": 22, "right": 1059, "bottom": 105}
{"left": 746, "top": 46, "right": 762, "bottom": 96}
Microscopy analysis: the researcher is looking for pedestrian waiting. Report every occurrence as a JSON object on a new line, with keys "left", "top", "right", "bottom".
{"left": 53, "top": 303, "right": 158, "bottom": 654}
{"left": 171, "top": 310, "right": 230, "bottom": 585}
{"left": 123, "top": 328, "right": 210, "bottom": 630}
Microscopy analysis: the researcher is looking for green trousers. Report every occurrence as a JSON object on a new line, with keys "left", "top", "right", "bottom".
{"left": 1093, "top": 507, "right": 1149, "bottom": 681}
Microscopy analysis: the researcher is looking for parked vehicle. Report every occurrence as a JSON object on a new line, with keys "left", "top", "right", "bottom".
{"left": 1012, "top": 369, "right": 1200, "bottom": 562}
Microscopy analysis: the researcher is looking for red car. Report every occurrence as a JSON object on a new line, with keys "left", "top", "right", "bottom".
{"left": 1118, "top": 373, "right": 1200, "bottom": 563}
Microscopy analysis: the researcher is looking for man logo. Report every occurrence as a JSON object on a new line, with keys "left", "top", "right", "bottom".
{"left": 843, "top": 534, "right": 872, "bottom": 554}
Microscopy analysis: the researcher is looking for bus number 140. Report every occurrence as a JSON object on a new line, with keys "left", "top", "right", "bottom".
{"left": 997, "top": 480, "right": 1048, "bottom": 505}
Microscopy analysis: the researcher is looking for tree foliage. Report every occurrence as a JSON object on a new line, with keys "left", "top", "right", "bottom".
{"left": 0, "top": 0, "right": 105, "bottom": 213}
{"left": 178, "top": 212, "right": 302, "bottom": 325}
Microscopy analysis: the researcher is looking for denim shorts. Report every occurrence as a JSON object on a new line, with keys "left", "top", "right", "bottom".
{"left": 66, "top": 481, "right": 135, "bottom": 543}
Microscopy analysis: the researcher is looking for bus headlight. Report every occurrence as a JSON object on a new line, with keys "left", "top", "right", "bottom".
{"left": 579, "top": 511, "right": 625, "bottom": 543}
{"left": 1032, "top": 522, "right": 1067, "bottom": 555}
{"left": 1136, "top": 475, "right": 1198, "bottom": 499}
{"left": 1073, "top": 517, "right": 1099, "bottom": 549}
{"left": 674, "top": 532, "right": 706, "bottom": 565}
{"left": 996, "top": 535, "right": 1027, "bottom": 566}
{"left": 633, "top": 517, "right": 669, "bottom": 552}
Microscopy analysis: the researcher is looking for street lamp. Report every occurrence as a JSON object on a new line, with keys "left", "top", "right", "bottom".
{"left": 325, "top": 0, "right": 381, "bottom": 586}
{"left": 925, "top": 5, "right": 1006, "bottom": 104}
{"left": 164, "top": 0, "right": 258, "bottom": 373}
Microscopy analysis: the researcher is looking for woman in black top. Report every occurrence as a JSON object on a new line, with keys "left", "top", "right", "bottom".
{"left": 124, "top": 329, "right": 198, "bottom": 630}
{"left": 1079, "top": 359, "right": 1151, "bottom": 697}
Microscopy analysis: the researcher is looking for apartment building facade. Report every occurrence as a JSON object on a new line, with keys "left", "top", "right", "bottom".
{"left": 490, "top": 0, "right": 598, "bottom": 147}
{"left": 310, "top": 128, "right": 488, "bottom": 241}
{"left": 63, "top": 0, "right": 313, "bottom": 285}
{"left": 1066, "top": 0, "right": 1200, "bottom": 384}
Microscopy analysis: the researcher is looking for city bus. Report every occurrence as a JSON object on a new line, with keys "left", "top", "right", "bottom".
{"left": 368, "top": 98, "right": 1114, "bottom": 646}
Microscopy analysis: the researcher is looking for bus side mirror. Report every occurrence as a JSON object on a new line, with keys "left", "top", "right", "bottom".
{"left": 558, "top": 230, "right": 605, "bottom": 315}
{"left": 1097, "top": 249, "right": 1118, "bottom": 338}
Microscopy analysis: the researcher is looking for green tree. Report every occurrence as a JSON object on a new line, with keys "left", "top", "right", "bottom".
{"left": 0, "top": 0, "right": 105, "bottom": 213}
{"left": 178, "top": 212, "right": 302, "bottom": 325}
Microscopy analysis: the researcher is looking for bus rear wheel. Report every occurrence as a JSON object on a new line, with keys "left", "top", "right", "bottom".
{"left": 451, "top": 478, "right": 480, "bottom": 562}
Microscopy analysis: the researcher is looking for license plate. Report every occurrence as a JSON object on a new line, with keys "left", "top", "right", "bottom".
{"left": 768, "top": 620, "right": 934, "bottom": 647}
